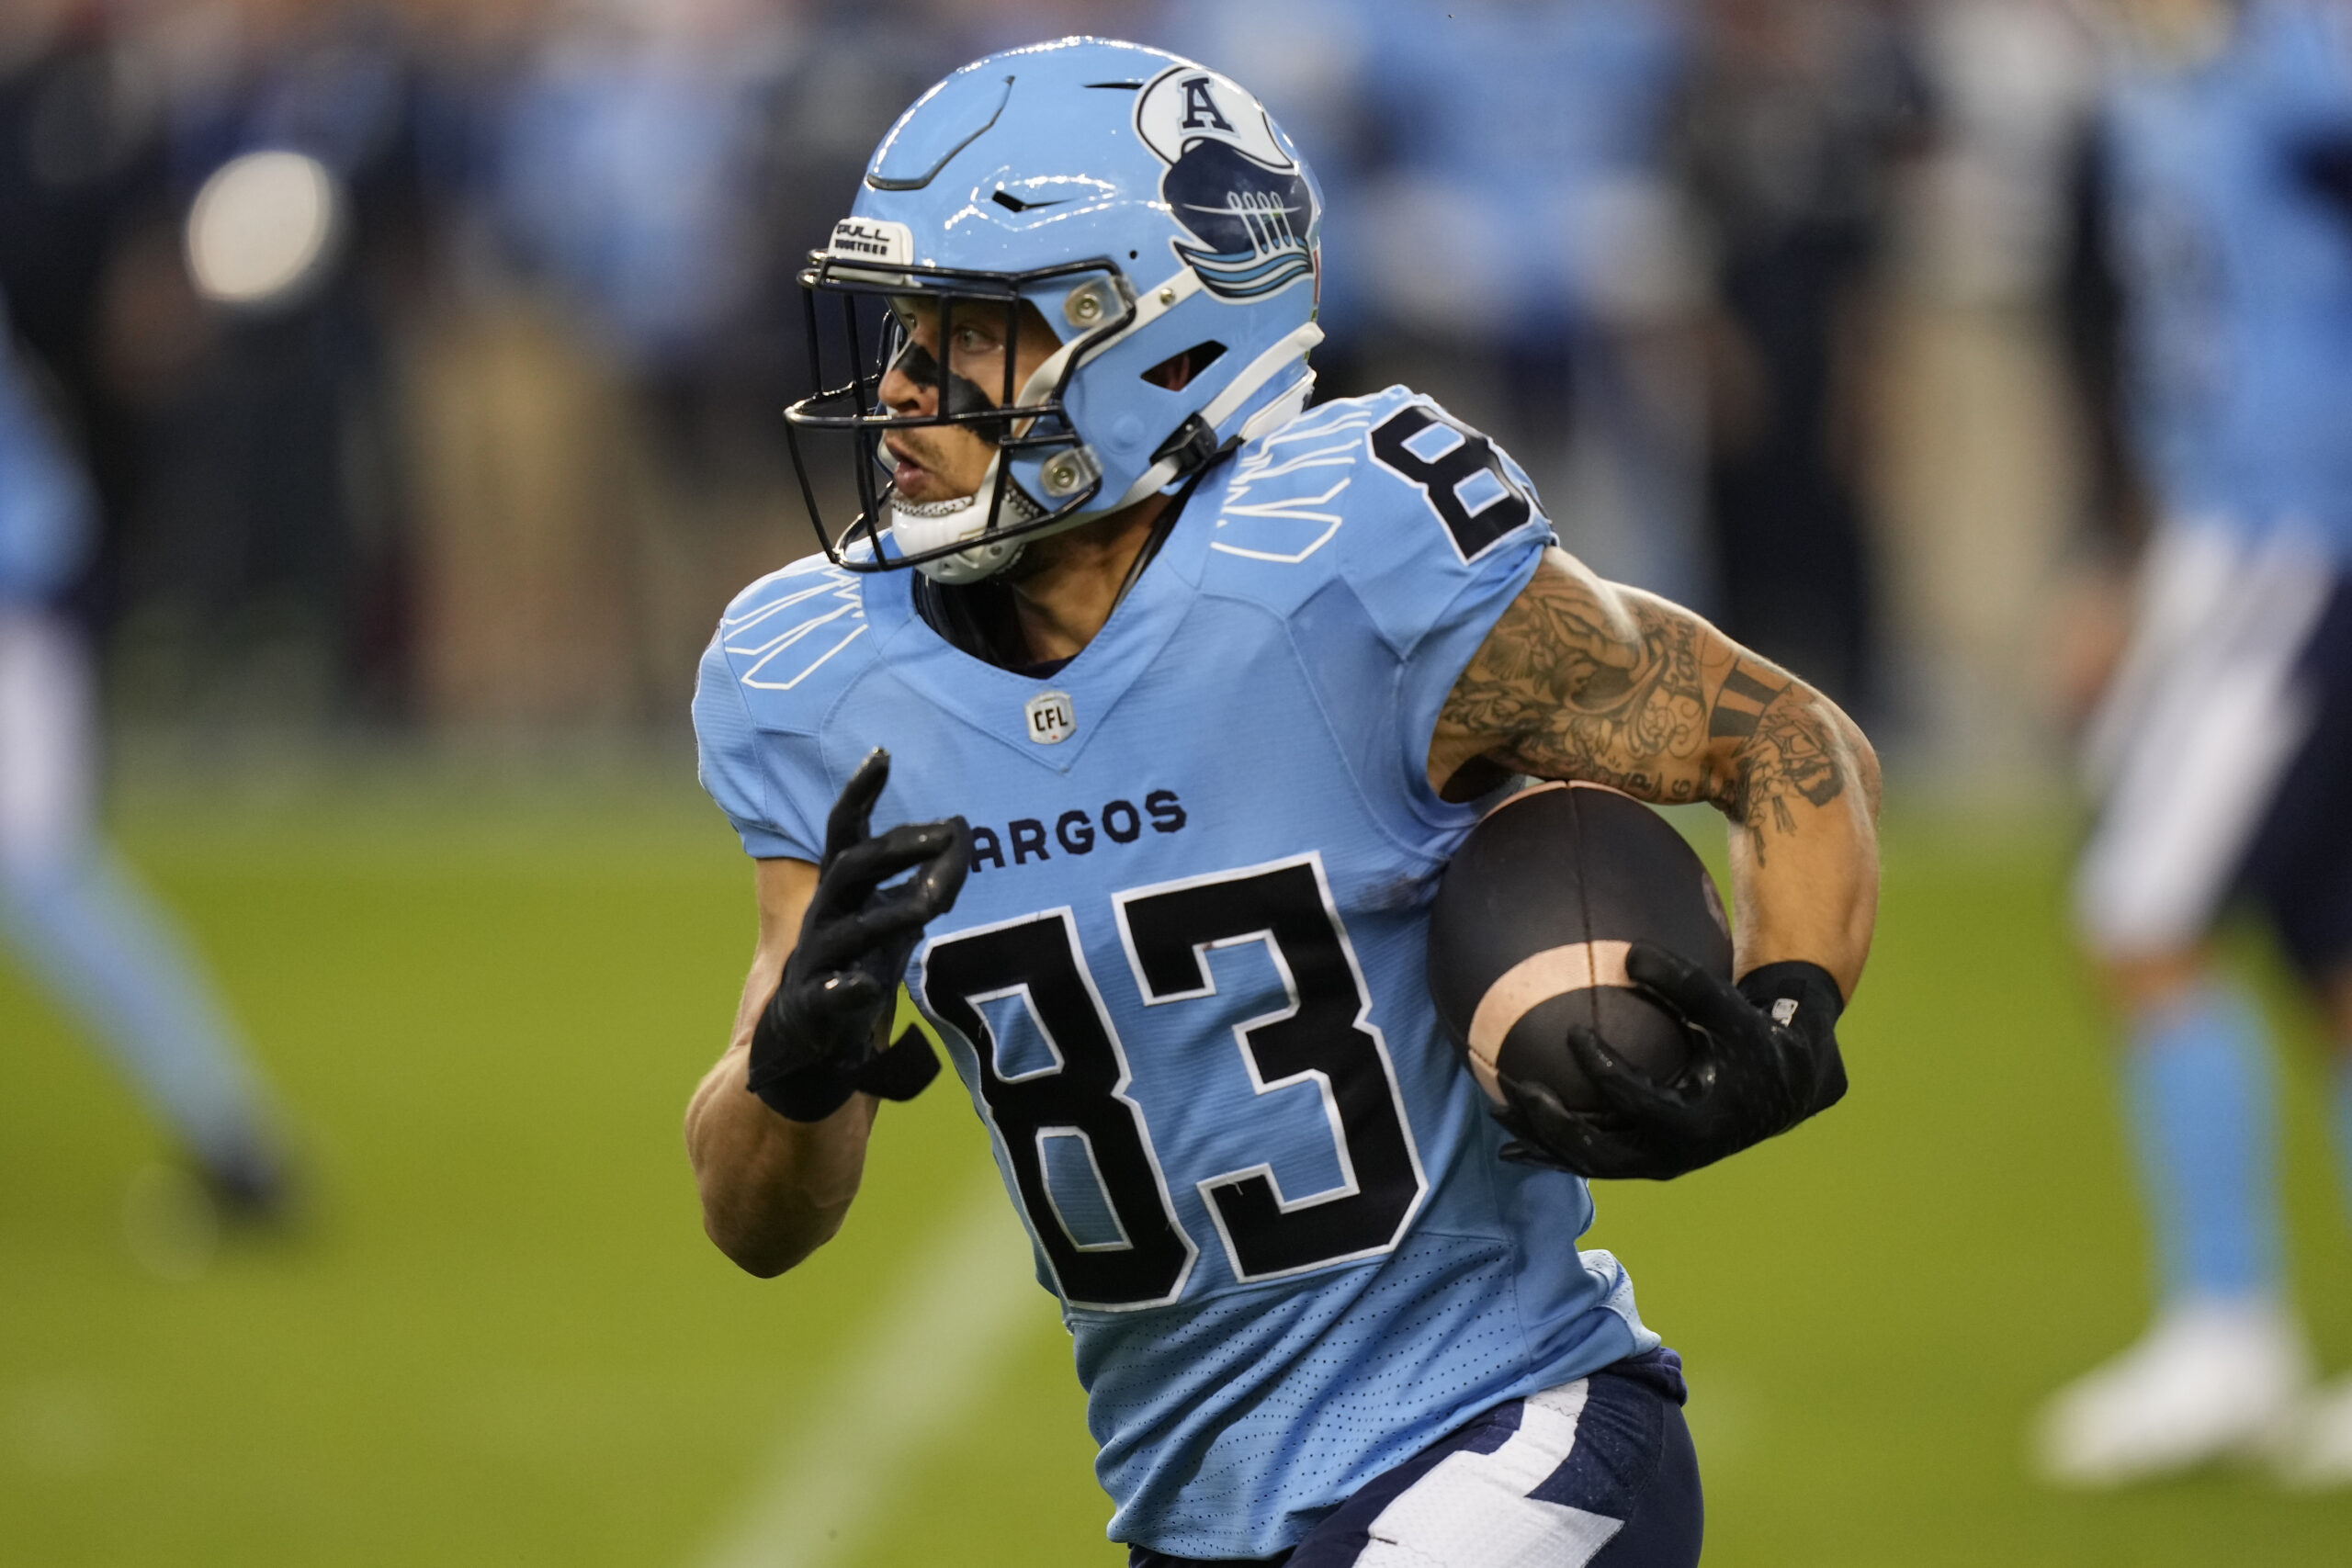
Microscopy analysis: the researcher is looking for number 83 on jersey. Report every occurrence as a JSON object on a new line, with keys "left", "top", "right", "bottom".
{"left": 913, "top": 851, "right": 1431, "bottom": 1312}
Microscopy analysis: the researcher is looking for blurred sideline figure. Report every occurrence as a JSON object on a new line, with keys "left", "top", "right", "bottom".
{"left": 141, "top": 0, "right": 424, "bottom": 723}
{"left": 2039, "top": 0, "right": 2352, "bottom": 1487}
{"left": 1682, "top": 0, "right": 1928, "bottom": 722}
{"left": 0, "top": 299, "right": 292, "bottom": 1221}
{"left": 1160, "top": 0, "right": 1711, "bottom": 609}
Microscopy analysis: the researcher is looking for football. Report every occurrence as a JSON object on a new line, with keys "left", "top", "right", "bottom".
{"left": 1427, "top": 782, "right": 1735, "bottom": 1111}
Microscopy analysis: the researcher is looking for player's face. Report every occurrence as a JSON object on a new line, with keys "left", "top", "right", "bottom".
{"left": 877, "top": 298, "right": 1061, "bottom": 505}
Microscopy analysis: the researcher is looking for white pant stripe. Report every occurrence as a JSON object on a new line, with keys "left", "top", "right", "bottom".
{"left": 1356, "top": 1379, "right": 1624, "bottom": 1567}
{"left": 0, "top": 608, "right": 94, "bottom": 869}
{"left": 2076, "top": 525, "right": 2336, "bottom": 956}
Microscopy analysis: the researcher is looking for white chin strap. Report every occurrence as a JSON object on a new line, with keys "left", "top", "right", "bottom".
{"left": 894, "top": 264, "right": 1327, "bottom": 584}
{"left": 892, "top": 454, "right": 1046, "bottom": 584}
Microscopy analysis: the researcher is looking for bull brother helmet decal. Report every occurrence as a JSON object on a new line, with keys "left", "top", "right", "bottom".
{"left": 1134, "top": 65, "right": 1317, "bottom": 302}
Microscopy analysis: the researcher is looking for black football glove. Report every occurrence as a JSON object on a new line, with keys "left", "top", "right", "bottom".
{"left": 746, "top": 749, "right": 971, "bottom": 1122}
{"left": 1495, "top": 942, "right": 1848, "bottom": 1181}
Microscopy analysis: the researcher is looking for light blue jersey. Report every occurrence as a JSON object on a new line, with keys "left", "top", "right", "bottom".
{"left": 696, "top": 387, "right": 1657, "bottom": 1558}
{"left": 2102, "top": 0, "right": 2352, "bottom": 560}
{"left": 0, "top": 310, "right": 96, "bottom": 606}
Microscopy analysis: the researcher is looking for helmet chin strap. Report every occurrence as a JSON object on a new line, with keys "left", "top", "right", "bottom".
{"left": 893, "top": 452, "right": 1048, "bottom": 584}
{"left": 895, "top": 297, "right": 1326, "bottom": 584}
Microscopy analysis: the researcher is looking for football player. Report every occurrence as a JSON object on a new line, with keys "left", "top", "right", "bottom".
{"left": 685, "top": 39, "right": 1879, "bottom": 1564}
{"left": 2039, "top": 0, "right": 2352, "bottom": 1488}
{"left": 0, "top": 296, "right": 291, "bottom": 1218}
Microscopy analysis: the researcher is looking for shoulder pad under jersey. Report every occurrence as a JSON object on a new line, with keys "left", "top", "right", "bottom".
{"left": 694, "top": 551, "right": 882, "bottom": 862}
{"left": 706, "top": 552, "right": 880, "bottom": 733}
{"left": 1197, "top": 384, "right": 1555, "bottom": 651}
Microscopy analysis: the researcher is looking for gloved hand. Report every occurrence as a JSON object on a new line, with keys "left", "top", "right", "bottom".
{"left": 747, "top": 749, "right": 970, "bottom": 1122}
{"left": 1495, "top": 942, "right": 1848, "bottom": 1180}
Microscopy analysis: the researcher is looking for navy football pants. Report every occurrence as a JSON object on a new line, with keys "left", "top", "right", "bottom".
{"left": 1130, "top": 1359, "right": 1703, "bottom": 1568}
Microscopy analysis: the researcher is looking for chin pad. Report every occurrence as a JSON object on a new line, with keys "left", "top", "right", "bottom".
{"left": 895, "top": 457, "right": 1053, "bottom": 582}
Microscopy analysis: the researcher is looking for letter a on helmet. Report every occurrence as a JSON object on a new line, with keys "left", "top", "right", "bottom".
{"left": 784, "top": 39, "right": 1326, "bottom": 583}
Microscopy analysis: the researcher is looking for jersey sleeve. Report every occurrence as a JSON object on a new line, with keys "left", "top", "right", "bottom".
{"left": 1341, "top": 390, "right": 1555, "bottom": 781}
{"left": 692, "top": 630, "right": 824, "bottom": 863}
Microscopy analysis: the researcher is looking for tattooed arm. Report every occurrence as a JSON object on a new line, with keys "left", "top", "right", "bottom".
{"left": 1428, "top": 547, "right": 1881, "bottom": 997}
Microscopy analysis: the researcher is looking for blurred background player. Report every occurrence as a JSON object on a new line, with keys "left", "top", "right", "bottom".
{"left": 2038, "top": 0, "right": 2352, "bottom": 1487}
{"left": 0, "top": 294, "right": 293, "bottom": 1220}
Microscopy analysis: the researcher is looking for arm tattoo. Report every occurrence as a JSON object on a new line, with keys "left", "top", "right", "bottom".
{"left": 1440, "top": 568, "right": 1848, "bottom": 856}
{"left": 1716, "top": 662, "right": 1846, "bottom": 841}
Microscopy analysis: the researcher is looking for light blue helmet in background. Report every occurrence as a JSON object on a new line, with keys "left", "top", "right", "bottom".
{"left": 785, "top": 37, "right": 1327, "bottom": 581}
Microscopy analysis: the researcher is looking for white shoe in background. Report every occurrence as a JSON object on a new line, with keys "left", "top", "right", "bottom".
{"left": 2274, "top": 1376, "right": 2352, "bottom": 1490}
{"left": 2034, "top": 1298, "right": 2312, "bottom": 1487}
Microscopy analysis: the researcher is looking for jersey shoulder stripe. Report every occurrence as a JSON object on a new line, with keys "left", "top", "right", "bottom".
{"left": 695, "top": 551, "right": 884, "bottom": 860}
{"left": 1205, "top": 385, "right": 1550, "bottom": 570}
{"left": 1198, "top": 386, "right": 1554, "bottom": 660}
{"left": 707, "top": 550, "right": 884, "bottom": 735}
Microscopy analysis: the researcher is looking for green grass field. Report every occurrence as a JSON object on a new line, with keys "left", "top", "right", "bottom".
{"left": 5, "top": 769, "right": 2352, "bottom": 1564}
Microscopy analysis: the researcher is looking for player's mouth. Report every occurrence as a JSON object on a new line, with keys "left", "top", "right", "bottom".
{"left": 884, "top": 434, "right": 936, "bottom": 499}
{"left": 885, "top": 433, "right": 989, "bottom": 505}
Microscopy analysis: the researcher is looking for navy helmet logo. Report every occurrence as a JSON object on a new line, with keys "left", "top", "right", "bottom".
{"left": 1134, "top": 65, "right": 1317, "bottom": 302}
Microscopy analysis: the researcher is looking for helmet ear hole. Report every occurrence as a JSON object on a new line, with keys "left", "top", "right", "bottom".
{"left": 1140, "top": 340, "right": 1227, "bottom": 392}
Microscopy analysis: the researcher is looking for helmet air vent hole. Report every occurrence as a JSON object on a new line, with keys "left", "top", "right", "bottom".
{"left": 1140, "top": 341, "right": 1226, "bottom": 393}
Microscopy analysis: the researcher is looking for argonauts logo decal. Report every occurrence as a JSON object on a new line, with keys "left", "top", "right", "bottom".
{"left": 1134, "top": 65, "right": 1317, "bottom": 302}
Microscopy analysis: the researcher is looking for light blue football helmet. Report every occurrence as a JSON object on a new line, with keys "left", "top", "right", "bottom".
{"left": 785, "top": 37, "right": 1327, "bottom": 582}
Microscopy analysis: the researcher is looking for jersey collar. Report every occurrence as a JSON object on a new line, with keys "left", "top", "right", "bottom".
{"left": 860, "top": 461, "right": 1230, "bottom": 773}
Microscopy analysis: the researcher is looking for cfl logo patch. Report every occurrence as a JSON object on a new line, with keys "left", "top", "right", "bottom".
{"left": 1024, "top": 691, "right": 1076, "bottom": 745}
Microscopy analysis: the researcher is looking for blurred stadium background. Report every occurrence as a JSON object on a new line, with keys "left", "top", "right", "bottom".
{"left": 4, "top": 0, "right": 2351, "bottom": 1561}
